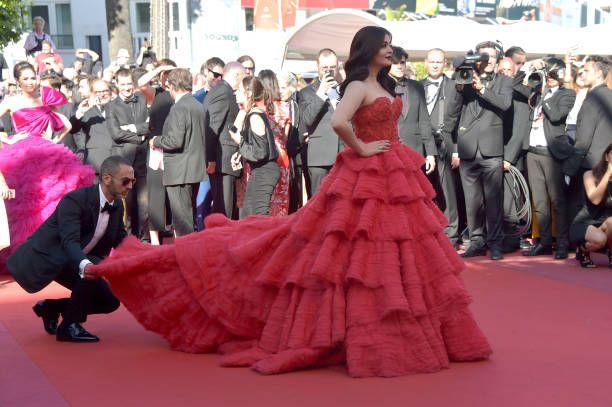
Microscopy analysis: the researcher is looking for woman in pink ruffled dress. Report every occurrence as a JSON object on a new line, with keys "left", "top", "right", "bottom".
{"left": 0, "top": 62, "right": 94, "bottom": 273}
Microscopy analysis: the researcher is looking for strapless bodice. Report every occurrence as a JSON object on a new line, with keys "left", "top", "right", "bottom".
{"left": 11, "top": 87, "right": 66, "bottom": 137}
{"left": 351, "top": 96, "right": 402, "bottom": 143}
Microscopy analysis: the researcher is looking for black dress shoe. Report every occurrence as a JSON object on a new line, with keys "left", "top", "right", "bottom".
{"left": 490, "top": 248, "right": 504, "bottom": 261}
{"left": 522, "top": 243, "right": 553, "bottom": 257}
{"left": 32, "top": 300, "right": 59, "bottom": 335}
{"left": 520, "top": 238, "right": 533, "bottom": 250}
{"left": 460, "top": 245, "right": 487, "bottom": 258}
{"left": 554, "top": 247, "right": 569, "bottom": 259}
{"left": 56, "top": 323, "right": 100, "bottom": 342}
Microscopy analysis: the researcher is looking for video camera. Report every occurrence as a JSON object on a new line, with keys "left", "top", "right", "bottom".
{"left": 452, "top": 51, "right": 490, "bottom": 85}
{"left": 526, "top": 62, "right": 565, "bottom": 92}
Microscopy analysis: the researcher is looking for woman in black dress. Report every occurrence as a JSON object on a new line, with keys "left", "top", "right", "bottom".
{"left": 570, "top": 142, "right": 612, "bottom": 267}
{"left": 230, "top": 77, "right": 279, "bottom": 217}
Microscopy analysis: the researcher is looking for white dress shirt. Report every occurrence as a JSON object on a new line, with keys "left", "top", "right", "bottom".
{"left": 425, "top": 77, "right": 443, "bottom": 114}
{"left": 78, "top": 185, "right": 114, "bottom": 277}
{"left": 529, "top": 87, "right": 558, "bottom": 148}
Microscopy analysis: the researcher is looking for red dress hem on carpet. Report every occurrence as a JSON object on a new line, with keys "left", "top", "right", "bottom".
{"left": 94, "top": 96, "right": 491, "bottom": 377}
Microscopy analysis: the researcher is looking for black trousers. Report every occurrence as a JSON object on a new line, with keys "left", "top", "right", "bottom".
{"left": 502, "top": 172, "right": 521, "bottom": 252}
{"left": 526, "top": 150, "right": 569, "bottom": 246}
{"left": 242, "top": 161, "right": 280, "bottom": 218}
{"left": 44, "top": 257, "right": 119, "bottom": 324}
{"left": 166, "top": 183, "right": 198, "bottom": 237}
{"left": 308, "top": 165, "right": 332, "bottom": 198}
{"left": 211, "top": 173, "right": 237, "bottom": 219}
{"left": 431, "top": 150, "right": 460, "bottom": 243}
{"left": 125, "top": 148, "right": 149, "bottom": 240}
{"left": 459, "top": 151, "right": 504, "bottom": 249}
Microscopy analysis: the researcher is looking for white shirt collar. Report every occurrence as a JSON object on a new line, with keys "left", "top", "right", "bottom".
{"left": 547, "top": 86, "right": 559, "bottom": 94}
{"left": 99, "top": 184, "right": 113, "bottom": 210}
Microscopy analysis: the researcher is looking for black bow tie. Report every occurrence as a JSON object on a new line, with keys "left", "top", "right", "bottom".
{"left": 122, "top": 96, "right": 137, "bottom": 104}
{"left": 101, "top": 202, "right": 116, "bottom": 213}
{"left": 424, "top": 80, "right": 441, "bottom": 87}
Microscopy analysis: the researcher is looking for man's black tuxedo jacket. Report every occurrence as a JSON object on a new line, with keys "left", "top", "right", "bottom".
{"left": 420, "top": 76, "right": 464, "bottom": 157}
{"left": 203, "top": 80, "right": 241, "bottom": 177}
{"left": 575, "top": 84, "right": 612, "bottom": 169}
{"left": 298, "top": 80, "right": 343, "bottom": 167}
{"left": 396, "top": 78, "right": 436, "bottom": 157}
{"left": 452, "top": 74, "right": 513, "bottom": 159}
{"left": 7, "top": 185, "right": 126, "bottom": 293}
{"left": 106, "top": 92, "right": 150, "bottom": 166}
{"left": 502, "top": 73, "right": 532, "bottom": 166}
{"left": 154, "top": 93, "right": 206, "bottom": 186}
{"left": 73, "top": 105, "right": 113, "bottom": 174}
{"left": 532, "top": 87, "right": 577, "bottom": 160}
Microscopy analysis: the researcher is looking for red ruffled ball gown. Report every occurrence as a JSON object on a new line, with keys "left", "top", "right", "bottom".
{"left": 93, "top": 96, "right": 491, "bottom": 377}
{"left": 0, "top": 87, "right": 95, "bottom": 273}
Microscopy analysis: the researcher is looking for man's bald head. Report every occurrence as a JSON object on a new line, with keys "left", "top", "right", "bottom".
{"left": 223, "top": 61, "right": 246, "bottom": 91}
{"left": 498, "top": 57, "right": 516, "bottom": 77}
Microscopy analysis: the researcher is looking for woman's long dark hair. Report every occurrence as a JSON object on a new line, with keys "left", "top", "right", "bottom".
{"left": 242, "top": 76, "right": 273, "bottom": 115}
{"left": 258, "top": 69, "right": 280, "bottom": 114}
{"left": 339, "top": 26, "right": 395, "bottom": 98}
{"left": 592, "top": 142, "right": 612, "bottom": 183}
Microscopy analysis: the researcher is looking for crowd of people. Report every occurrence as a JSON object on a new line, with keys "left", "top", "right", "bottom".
{"left": 1, "top": 19, "right": 611, "bottom": 272}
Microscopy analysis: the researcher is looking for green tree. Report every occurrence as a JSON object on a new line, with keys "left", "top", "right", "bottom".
{"left": 0, "top": 0, "right": 30, "bottom": 49}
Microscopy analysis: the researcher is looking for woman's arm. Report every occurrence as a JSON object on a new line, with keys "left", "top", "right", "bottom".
{"left": 584, "top": 168, "right": 612, "bottom": 206}
{"left": 0, "top": 171, "right": 14, "bottom": 200}
{"left": 51, "top": 110, "right": 72, "bottom": 143}
{"left": 330, "top": 81, "right": 390, "bottom": 157}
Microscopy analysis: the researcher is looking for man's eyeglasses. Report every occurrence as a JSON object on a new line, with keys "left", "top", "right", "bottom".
{"left": 94, "top": 89, "right": 110, "bottom": 95}
{"left": 211, "top": 71, "right": 223, "bottom": 79}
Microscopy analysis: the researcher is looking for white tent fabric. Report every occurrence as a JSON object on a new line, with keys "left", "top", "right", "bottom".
{"left": 282, "top": 10, "right": 611, "bottom": 65}
{"left": 283, "top": 9, "right": 384, "bottom": 61}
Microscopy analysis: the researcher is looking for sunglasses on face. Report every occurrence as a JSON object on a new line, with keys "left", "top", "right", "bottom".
{"left": 113, "top": 176, "right": 136, "bottom": 186}
{"left": 211, "top": 71, "right": 223, "bottom": 78}
{"left": 243, "top": 66, "right": 254, "bottom": 72}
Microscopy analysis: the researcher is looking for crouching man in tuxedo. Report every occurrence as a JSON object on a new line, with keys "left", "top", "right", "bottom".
{"left": 7, "top": 156, "right": 132, "bottom": 342}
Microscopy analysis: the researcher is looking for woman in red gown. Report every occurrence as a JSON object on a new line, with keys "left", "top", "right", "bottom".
{"left": 91, "top": 27, "right": 491, "bottom": 377}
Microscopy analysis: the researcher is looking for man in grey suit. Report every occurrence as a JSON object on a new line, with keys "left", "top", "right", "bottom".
{"left": 298, "top": 49, "right": 344, "bottom": 197}
{"left": 150, "top": 68, "right": 206, "bottom": 236}
{"left": 203, "top": 62, "right": 245, "bottom": 218}
{"left": 451, "top": 41, "right": 513, "bottom": 260}
{"left": 390, "top": 47, "right": 436, "bottom": 174}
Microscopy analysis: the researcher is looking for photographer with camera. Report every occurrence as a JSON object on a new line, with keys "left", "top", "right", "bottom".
{"left": 137, "top": 39, "right": 157, "bottom": 70}
{"left": 522, "top": 58, "right": 576, "bottom": 259}
{"left": 451, "top": 41, "right": 513, "bottom": 260}
{"left": 298, "top": 48, "right": 344, "bottom": 196}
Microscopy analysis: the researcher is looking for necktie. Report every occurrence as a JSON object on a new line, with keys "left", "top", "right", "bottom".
{"left": 101, "top": 202, "right": 116, "bottom": 213}
{"left": 123, "top": 96, "right": 136, "bottom": 104}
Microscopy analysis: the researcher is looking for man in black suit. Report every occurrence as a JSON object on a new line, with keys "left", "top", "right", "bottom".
{"left": 150, "top": 68, "right": 205, "bottom": 236}
{"left": 298, "top": 48, "right": 344, "bottom": 196}
{"left": 203, "top": 61, "right": 245, "bottom": 218}
{"left": 575, "top": 56, "right": 612, "bottom": 170}
{"left": 390, "top": 47, "right": 436, "bottom": 173}
{"left": 420, "top": 48, "right": 463, "bottom": 247}
{"left": 498, "top": 57, "right": 531, "bottom": 253}
{"left": 522, "top": 58, "right": 576, "bottom": 259}
{"left": 7, "top": 156, "right": 132, "bottom": 342}
{"left": 452, "top": 41, "right": 513, "bottom": 260}
{"left": 73, "top": 78, "right": 114, "bottom": 178}
{"left": 106, "top": 68, "right": 150, "bottom": 239}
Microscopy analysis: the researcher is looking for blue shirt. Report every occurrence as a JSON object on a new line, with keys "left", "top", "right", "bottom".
{"left": 194, "top": 88, "right": 207, "bottom": 104}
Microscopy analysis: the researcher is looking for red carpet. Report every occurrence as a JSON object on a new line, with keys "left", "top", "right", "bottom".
{"left": 1, "top": 253, "right": 612, "bottom": 406}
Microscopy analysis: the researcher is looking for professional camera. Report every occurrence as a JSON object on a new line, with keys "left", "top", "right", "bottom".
{"left": 453, "top": 51, "right": 490, "bottom": 85}
{"left": 527, "top": 62, "right": 565, "bottom": 92}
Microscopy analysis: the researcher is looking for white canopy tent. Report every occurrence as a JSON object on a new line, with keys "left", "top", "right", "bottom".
{"left": 282, "top": 10, "right": 611, "bottom": 67}
{"left": 282, "top": 9, "right": 384, "bottom": 63}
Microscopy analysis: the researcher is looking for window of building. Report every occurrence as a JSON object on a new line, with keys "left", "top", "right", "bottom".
{"left": 172, "top": 2, "right": 180, "bottom": 31}
{"left": 55, "top": 3, "right": 74, "bottom": 49}
{"left": 135, "top": 2, "right": 151, "bottom": 33}
{"left": 244, "top": 8, "right": 254, "bottom": 31}
{"left": 87, "top": 35, "right": 103, "bottom": 59}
